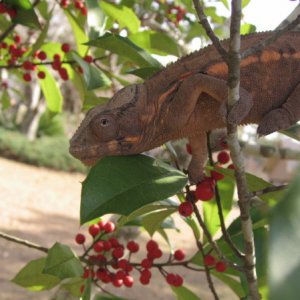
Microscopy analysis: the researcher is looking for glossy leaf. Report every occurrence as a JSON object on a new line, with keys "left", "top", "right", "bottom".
{"left": 64, "top": 10, "right": 88, "bottom": 56}
{"left": 171, "top": 285, "right": 202, "bottom": 300}
{"left": 11, "top": 258, "right": 60, "bottom": 291}
{"left": 269, "top": 170, "right": 300, "bottom": 300}
{"left": 142, "top": 207, "right": 177, "bottom": 236}
{"left": 100, "top": 1, "right": 140, "bottom": 34}
{"left": 129, "top": 31, "right": 179, "bottom": 56}
{"left": 203, "top": 177, "right": 235, "bottom": 237}
{"left": 87, "top": 33, "right": 162, "bottom": 68}
{"left": 13, "top": 7, "right": 40, "bottom": 29}
{"left": 80, "top": 155, "right": 187, "bottom": 224}
{"left": 71, "top": 52, "right": 111, "bottom": 90}
{"left": 44, "top": 242, "right": 83, "bottom": 279}
{"left": 240, "top": 23, "right": 256, "bottom": 35}
{"left": 212, "top": 272, "right": 246, "bottom": 298}
{"left": 37, "top": 66, "right": 63, "bottom": 113}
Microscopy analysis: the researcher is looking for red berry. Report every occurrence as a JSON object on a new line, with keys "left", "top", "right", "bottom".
{"left": 51, "top": 60, "right": 61, "bottom": 70}
{"left": 61, "top": 43, "right": 70, "bottom": 53}
{"left": 118, "top": 259, "right": 129, "bottom": 270}
{"left": 112, "top": 278, "right": 123, "bottom": 287}
{"left": 217, "top": 151, "right": 230, "bottom": 164}
{"left": 9, "top": 44, "right": 17, "bottom": 54}
{"left": 88, "top": 224, "right": 100, "bottom": 237}
{"left": 93, "top": 241, "right": 104, "bottom": 252}
{"left": 151, "top": 248, "right": 162, "bottom": 259}
{"left": 84, "top": 55, "right": 93, "bottom": 63}
{"left": 60, "top": 0, "right": 69, "bottom": 8}
{"left": 123, "top": 275, "right": 134, "bottom": 287}
{"left": 146, "top": 240, "right": 158, "bottom": 252}
{"left": 173, "top": 274, "right": 183, "bottom": 287}
{"left": 211, "top": 169, "right": 224, "bottom": 181}
{"left": 0, "top": 3, "right": 7, "bottom": 14}
{"left": 104, "top": 221, "right": 115, "bottom": 233}
{"left": 37, "top": 51, "right": 47, "bottom": 60}
{"left": 186, "top": 143, "right": 192, "bottom": 154}
{"left": 228, "top": 163, "right": 235, "bottom": 170}
{"left": 115, "top": 270, "right": 126, "bottom": 280}
{"left": 80, "top": 284, "right": 84, "bottom": 293}
{"left": 166, "top": 273, "right": 176, "bottom": 285}
{"left": 102, "top": 240, "right": 112, "bottom": 251}
{"left": 127, "top": 241, "right": 139, "bottom": 253}
{"left": 108, "top": 237, "right": 119, "bottom": 247}
{"left": 174, "top": 249, "right": 185, "bottom": 261}
{"left": 97, "top": 220, "right": 106, "bottom": 230}
{"left": 0, "top": 42, "right": 7, "bottom": 49}
{"left": 81, "top": 6, "right": 87, "bottom": 16}
{"left": 53, "top": 53, "right": 61, "bottom": 61}
{"left": 112, "top": 246, "right": 124, "bottom": 259}
{"left": 37, "top": 71, "right": 46, "bottom": 79}
{"left": 23, "top": 73, "right": 32, "bottom": 82}
{"left": 204, "top": 254, "right": 216, "bottom": 267}
{"left": 14, "top": 35, "right": 21, "bottom": 44}
{"left": 96, "top": 268, "right": 107, "bottom": 280}
{"left": 139, "top": 275, "right": 150, "bottom": 285}
{"left": 7, "top": 8, "right": 17, "bottom": 18}
{"left": 178, "top": 201, "right": 193, "bottom": 217}
{"left": 58, "top": 67, "right": 69, "bottom": 80}
{"left": 74, "top": 0, "right": 84, "bottom": 9}
{"left": 215, "top": 261, "right": 227, "bottom": 272}
{"left": 141, "top": 258, "right": 153, "bottom": 268}
{"left": 140, "top": 268, "right": 152, "bottom": 279}
{"left": 22, "top": 61, "right": 33, "bottom": 71}
{"left": 75, "top": 233, "right": 85, "bottom": 244}
{"left": 195, "top": 179, "right": 215, "bottom": 201}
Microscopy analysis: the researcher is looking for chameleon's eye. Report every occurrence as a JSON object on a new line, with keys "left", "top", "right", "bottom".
{"left": 91, "top": 115, "right": 119, "bottom": 141}
{"left": 100, "top": 118, "right": 109, "bottom": 127}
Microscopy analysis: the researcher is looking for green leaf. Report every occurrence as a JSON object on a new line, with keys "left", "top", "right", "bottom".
{"left": 64, "top": 10, "right": 88, "bottom": 56}
{"left": 126, "top": 67, "right": 161, "bottom": 79}
{"left": 71, "top": 52, "right": 111, "bottom": 90}
{"left": 129, "top": 31, "right": 179, "bottom": 56}
{"left": 203, "top": 177, "right": 235, "bottom": 236}
{"left": 37, "top": 66, "right": 63, "bottom": 113}
{"left": 7, "top": 0, "right": 31, "bottom": 9}
{"left": 219, "top": 0, "right": 229, "bottom": 9}
{"left": 100, "top": 1, "right": 140, "bottom": 34}
{"left": 44, "top": 243, "right": 83, "bottom": 279}
{"left": 61, "top": 277, "right": 85, "bottom": 297}
{"left": 1, "top": 90, "right": 10, "bottom": 110}
{"left": 86, "top": 0, "right": 107, "bottom": 38}
{"left": 240, "top": 23, "right": 256, "bottom": 35}
{"left": 27, "top": 17, "right": 51, "bottom": 57}
{"left": 142, "top": 207, "right": 177, "bottom": 236}
{"left": 94, "top": 293, "right": 129, "bottom": 300}
{"left": 242, "top": 0, "right": 251, "bottom": 8}
{"left": 80, "top": 155, "right": 187, "bottom": 224}
{"left": 212, "top": 272, "right": 246, "bottom": 298}
{"left": 117, "top": 202, "right": 176, "bottom": 227}
{"left": 280, "top": 124, "right": 300, "bottom": 141}
{"left": 11, "top": 258, "right": 60, "bottom": 291}
{"left": 87, "top": 33, "right": 162, "bottom": 68}
{"left": 13, "top": 7, "right": 40, "bottom": 29}
{"left": 82, "top": 278, "right": 92, "bottom": 300}
{"left": 171, "top": 285, "right": 202, "bottom": 300}
{"left": 269, "top": 169, "right": 300, "bottom": 300}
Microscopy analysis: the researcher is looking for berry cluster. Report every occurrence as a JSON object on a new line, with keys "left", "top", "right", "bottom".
{"left": 0, "top": 2, "right": 17, "bottom": 18}
{"left": 60, "top": 0, "right": 87, "bottom": 16}
{"left": 75, "top": 221, "right": 187, "bottom": 293}
{"left": 167, "top": 4, "right": 187, "bottom": 25}
{"left": 203, "top": 254, "right": 227, "bottom": 272}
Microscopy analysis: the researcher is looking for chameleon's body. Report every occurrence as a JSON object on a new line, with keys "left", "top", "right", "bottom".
{"left": 70, "top": 31, "right": 300, "bottom": 183}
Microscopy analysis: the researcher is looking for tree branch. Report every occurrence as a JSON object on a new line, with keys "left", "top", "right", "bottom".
{"left": 226, "top": 1, "right": 260, "bottom": 299}
{"left": 0, "top": 231, "right": 48, "bottom": 253}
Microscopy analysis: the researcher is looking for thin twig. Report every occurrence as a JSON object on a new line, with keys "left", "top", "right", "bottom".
{"left": 192, "top": 0, "right": 228, "bottom": 60}
{"left": 0, "top": 231, "right": 48, "bottom": 253}
{"left": 226, "top": 1, "right": 261, "bottom": 299}
{"left": 241, "top": 14, "right": 300, "bottom": 59}
{"left": 207, "top": 132, "right": 244, "bottom": 259}
{"left": 249, "top": 184, "right": 288, "bottom": 198}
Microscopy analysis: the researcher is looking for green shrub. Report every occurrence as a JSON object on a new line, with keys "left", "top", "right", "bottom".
{"left": 0, "top": 127, "right": 87, "bottom": 173}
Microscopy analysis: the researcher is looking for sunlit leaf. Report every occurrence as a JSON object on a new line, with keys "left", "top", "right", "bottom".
{"left": 171, "top": 285, "right": 202, "bottom": 300}
{"left": 80, "top": 155, "right": 187, "bottom": 224}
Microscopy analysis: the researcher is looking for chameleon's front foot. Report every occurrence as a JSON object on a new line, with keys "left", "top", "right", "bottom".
{"left": 219, "top": 89, "right": 253, "bottom": 125}
{"left": 187, "top": 164, "right": 206, "bottom": 184}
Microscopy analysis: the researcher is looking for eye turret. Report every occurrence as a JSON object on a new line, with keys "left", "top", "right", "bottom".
{"left": 91, "top": 115, "right": 119, "bottom": 141}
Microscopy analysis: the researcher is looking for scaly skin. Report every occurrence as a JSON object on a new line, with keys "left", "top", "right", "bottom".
{"left": 69, "top": 31, "right": 300, "bottom": 183}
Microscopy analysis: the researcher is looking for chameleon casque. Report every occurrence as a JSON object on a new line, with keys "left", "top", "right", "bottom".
{"left": 70, "top": 31, "right": 300, "bottom": 183}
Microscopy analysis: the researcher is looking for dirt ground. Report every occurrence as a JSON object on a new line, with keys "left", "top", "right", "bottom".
{"left": 0, "top": 157, "right": 237, "bottom": 300}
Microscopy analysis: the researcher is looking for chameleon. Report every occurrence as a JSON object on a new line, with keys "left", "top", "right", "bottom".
{"left": 69, "top": 31, "right": 300, "bottom": 183}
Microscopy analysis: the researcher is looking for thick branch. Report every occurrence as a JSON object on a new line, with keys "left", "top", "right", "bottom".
{"left": 227, "top": 1, "right": 260, "bottom": 299}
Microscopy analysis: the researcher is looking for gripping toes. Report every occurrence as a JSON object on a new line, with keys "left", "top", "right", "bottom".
{"left": 257, "top": 108, "right": 294, "bottom": 136}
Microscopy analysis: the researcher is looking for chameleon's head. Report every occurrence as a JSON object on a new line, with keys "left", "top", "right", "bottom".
{"left": 69, "top": 84, "right": 149, "bottom": 165}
